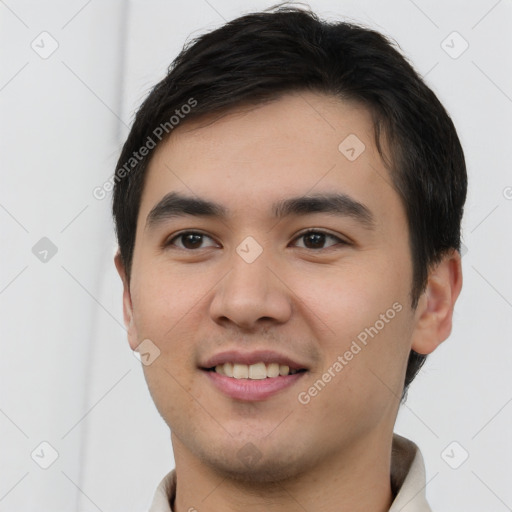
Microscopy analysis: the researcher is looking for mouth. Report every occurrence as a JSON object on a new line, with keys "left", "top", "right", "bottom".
{"left": 200, "top": 351, "right": 308, "bottom": 401}
{"left": 203, "top": 362, "right": 306, "bottom": 379}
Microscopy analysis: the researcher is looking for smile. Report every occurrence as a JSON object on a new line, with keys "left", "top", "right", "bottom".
{"left": 209, "top": 362, "right": 302, "bottom": 379}
{"left": 200, "top": 349, "right": 309, "bottom": 401}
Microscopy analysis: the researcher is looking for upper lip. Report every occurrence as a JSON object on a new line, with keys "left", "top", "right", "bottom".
{"left": 200, "top": 350, "right": 308, "bottom": 371}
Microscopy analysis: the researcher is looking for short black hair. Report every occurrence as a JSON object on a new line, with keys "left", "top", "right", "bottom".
{"left": 112, "top": 4, "right": 467, "bottom": 399}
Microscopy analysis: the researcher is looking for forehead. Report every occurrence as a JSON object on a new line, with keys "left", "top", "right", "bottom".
{"left": 137, "top": 91, "right": 404, "bottom": 233}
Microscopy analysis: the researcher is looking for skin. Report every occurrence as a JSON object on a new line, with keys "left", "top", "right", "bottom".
{"left": 115, "top": 91, "right": 462, "bottom": 512}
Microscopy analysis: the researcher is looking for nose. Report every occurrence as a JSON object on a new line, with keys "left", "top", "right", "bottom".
{"left": 209, "top": 248, "right": 293, "bottom": 330}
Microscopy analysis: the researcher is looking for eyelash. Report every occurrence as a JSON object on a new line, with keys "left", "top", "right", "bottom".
{"left": 164, "top": 229, "right": 348, "bottom": 251}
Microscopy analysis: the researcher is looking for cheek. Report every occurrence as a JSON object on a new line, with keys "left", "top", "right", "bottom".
{"left": 131, "top": 266, "right": 204, "bottom": 418}
{"left": 295, "top": 259, "right": 407, "bottom": 333}
{"left": 293, "top": 260, "right": 412, "bottom": 389}
{"left": 131, "top": 261, "right": 210, "bottom": 338}
{"left": 293, "top": 268, "right": 411, "bottom": 437}
{"left": 129, "top": 270, "right": 209, "bottom": 404}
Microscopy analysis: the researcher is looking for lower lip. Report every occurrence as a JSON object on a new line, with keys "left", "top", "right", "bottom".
{"left": 203, "top": 370, "right": 305, "bottom": 401}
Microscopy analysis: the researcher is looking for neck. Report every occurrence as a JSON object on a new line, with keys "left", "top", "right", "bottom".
{"left": 171, "top": 430, "right": 394, "bottom": 512}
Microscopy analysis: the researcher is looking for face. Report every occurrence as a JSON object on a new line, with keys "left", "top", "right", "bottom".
{"left": 118, "top": 91, "right": 427, "bottom": 482}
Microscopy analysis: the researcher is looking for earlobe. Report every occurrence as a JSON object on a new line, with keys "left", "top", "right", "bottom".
{"left": 114, "top": 250, "right": 139, "bottom": 350}
{"left": 411, "top": 249, "right": 463, "bottom": 355}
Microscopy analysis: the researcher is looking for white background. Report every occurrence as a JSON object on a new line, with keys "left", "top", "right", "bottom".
{"left": 1, "top": 0, "right": 511, "bottom": 510}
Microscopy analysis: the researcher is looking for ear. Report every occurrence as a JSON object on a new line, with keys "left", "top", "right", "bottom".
{"left": 114, "top": 250, "right": 139, "bottom": 351}
{"left": 410, "top": 249, "right": 463, "bottom": 355}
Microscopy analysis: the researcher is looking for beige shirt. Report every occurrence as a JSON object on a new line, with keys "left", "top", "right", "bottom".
{"left": 148, "top": 434, "right": 432, "bottom": 512}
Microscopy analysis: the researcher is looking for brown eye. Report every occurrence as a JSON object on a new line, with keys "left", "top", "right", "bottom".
{"left": 293, "top": 230, "right": 346, "bottom": 250}
{"left": 167, "top": 232, "right": 218, "bottom": 250}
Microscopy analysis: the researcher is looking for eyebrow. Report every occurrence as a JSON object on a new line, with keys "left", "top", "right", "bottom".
{"left": 145, "top": 191, "right": 375, "bottom": 230}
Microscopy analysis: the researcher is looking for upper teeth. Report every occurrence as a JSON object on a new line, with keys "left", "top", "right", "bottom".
{"left": 214, "top": 362, "right": 298, "bottom": 379}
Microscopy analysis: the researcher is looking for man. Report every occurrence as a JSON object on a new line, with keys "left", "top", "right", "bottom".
{"left": 112, "top": 5, "right": 466, "bottom": 511}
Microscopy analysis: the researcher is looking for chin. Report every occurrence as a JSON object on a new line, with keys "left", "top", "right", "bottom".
{"left": 194, "top": 437, "right": 315, "bottom": 485}
{"left": 204, "top": 453, "right": 307, "bottom": 484}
